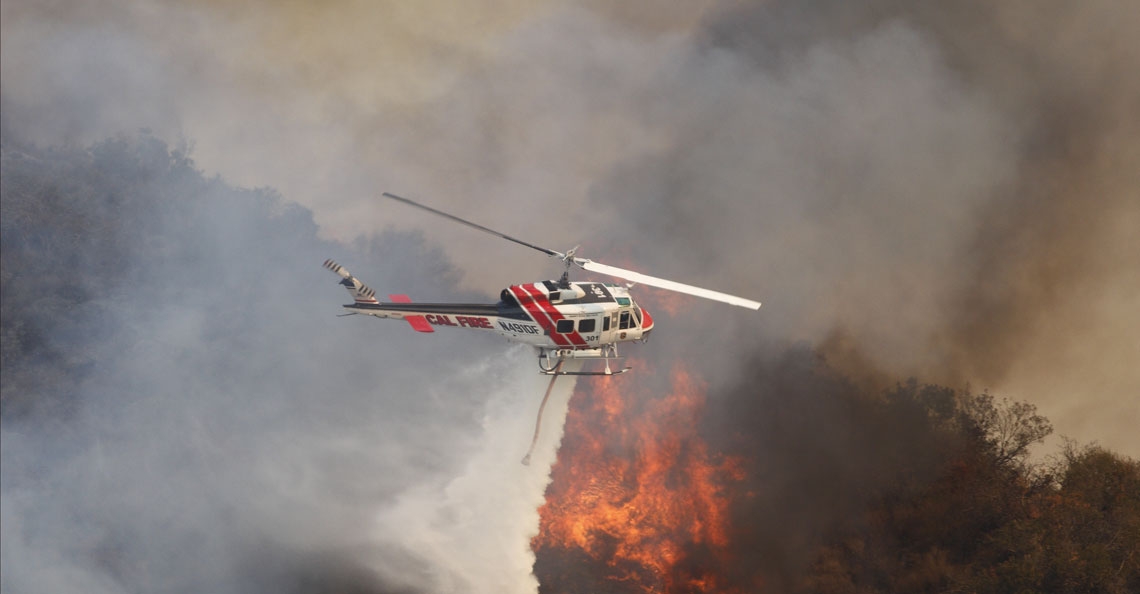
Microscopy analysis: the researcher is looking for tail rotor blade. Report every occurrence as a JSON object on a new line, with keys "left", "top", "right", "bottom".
{"left": 323, "top": 258, "right": 352, "bottom": 280}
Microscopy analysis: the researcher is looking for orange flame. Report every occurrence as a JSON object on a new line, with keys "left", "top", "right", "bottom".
{"left": 533, "top": 360, "right": 748, "bottom": 593}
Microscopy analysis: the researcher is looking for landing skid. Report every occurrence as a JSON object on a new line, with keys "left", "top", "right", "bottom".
{"left": 541, "top": 367, "right": 631, "bottom": 376}
{"left": 537, "top": 345, "right": 629, "bottom": 376}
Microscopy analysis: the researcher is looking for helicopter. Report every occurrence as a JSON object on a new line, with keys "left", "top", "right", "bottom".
{"left": 325, "top": 192, "right": 761, "bottom": 378}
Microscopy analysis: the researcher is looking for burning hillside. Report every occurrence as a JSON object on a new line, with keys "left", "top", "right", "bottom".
{"left": 532, "top": 342, "right": 1139, "bottom": 593}
{"left": 533, "top": 360, "right": 751, "bottom": 593}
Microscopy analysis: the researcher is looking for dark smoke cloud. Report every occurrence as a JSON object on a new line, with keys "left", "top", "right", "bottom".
{"left": 706, "top": 0, "right": 1140, "bottom": 369}
{"left": 585, "top": 0, "right": 1139, "bottom": 452}
{"left": 700, "top": 348, "right": 965, "bottom": 592}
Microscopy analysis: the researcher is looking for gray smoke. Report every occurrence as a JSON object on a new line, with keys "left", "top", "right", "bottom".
{"left": 0, "top": 136, "right": 579, "bottom": 593}
{"left": 3, "top": 0, "right": 1138, "bottom": 592}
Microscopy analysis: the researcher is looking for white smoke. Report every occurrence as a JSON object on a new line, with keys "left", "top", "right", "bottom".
{"left": 370, "top": 348, "right": 581, "bottom": 593}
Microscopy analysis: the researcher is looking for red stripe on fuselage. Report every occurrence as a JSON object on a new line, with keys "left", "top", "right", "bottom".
{"left": 510, "top": 285, "right": 568, "bottom": 347}
{"left": 523, "top": 284, "right": 588, "bottom": 348}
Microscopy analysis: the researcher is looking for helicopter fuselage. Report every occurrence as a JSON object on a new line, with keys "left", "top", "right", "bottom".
{"left": 342, "top": 280, "right": 654, "bottom": 350}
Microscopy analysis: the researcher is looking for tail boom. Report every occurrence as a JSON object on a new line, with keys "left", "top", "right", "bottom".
{"left": 324, "top": 259, "right": 530, "bottom": 337}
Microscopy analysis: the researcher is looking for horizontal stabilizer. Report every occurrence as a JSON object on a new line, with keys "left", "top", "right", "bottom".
{"left": 388, "top": 294, "right": 434, "bottom": 333}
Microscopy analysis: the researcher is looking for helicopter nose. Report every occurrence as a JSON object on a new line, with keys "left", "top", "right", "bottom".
{"left": 640, "top": 307, "right": 654, "bottom": 331}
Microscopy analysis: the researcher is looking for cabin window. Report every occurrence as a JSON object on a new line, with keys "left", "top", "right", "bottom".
{"left": 556, "top": 319, "right": 575, "bottom": 334}
{"left": 578, "top": 318, "right": 596, "bottom": 333}
{"left": 619, "top": 311, "right": 631, "bottom": 330}
{"left": 633, "top": 308, "right": 642, "bottom": 326}
{"left": 603, "top": 316, "right": 611, "bottom": 331}
{"left": 616, "top": 297, "right": 631, "bottom": 306}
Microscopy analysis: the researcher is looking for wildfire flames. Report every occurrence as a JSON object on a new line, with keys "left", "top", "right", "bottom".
{"left": 533, "top": 360, "right": 751, "bottom": 593}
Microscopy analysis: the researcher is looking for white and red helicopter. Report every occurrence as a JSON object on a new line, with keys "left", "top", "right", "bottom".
{"left": 325, "top": 192, "right": 761, "bottom": 377}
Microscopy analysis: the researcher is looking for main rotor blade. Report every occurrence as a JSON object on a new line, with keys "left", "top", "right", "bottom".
{"left": 381, "top": 192, "right": 561, "bottom": 258}
{"left": 576, "top": 259, "right": 761, "bottom": 310}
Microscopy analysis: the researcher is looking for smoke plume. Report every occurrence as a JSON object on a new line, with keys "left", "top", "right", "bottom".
{"left": 3, "top": 0, "right": 1138, "bottom": 592}
{"left": 0, "top": 135, "right": 579, "bottom": 593}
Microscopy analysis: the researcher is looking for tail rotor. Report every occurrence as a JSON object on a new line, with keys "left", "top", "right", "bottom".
{"left": 324, "top": 259, "right": 378, "bottom": 303}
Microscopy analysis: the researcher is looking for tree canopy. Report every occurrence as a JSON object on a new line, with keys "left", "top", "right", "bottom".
{"left": 800, "top": 385, "right": 1139, "bottom": 594}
